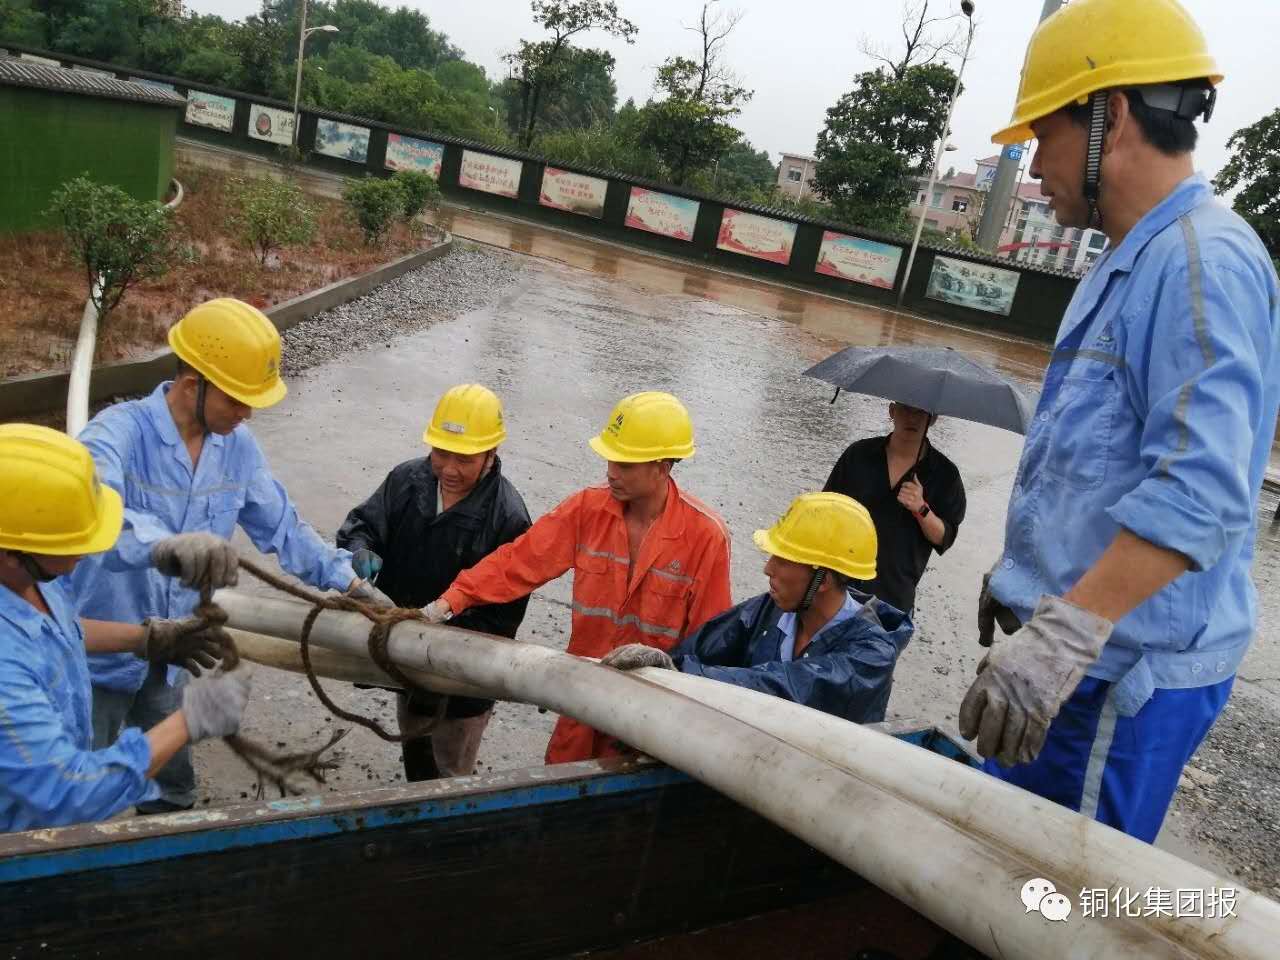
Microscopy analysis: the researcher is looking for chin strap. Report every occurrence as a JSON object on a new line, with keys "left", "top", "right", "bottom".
{"left": 796, "top": 568, "right": 827, "bottom": 617}
{"left": 17, "top": 553, "right": 58, "bottom": 583}
{"left": 195, "top": 375, "right": 210, "bottom": 434}
{"left": 1082, "top": 90, "right": 1109, "bottom": 231}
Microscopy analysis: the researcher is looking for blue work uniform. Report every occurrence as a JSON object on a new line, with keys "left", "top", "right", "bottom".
{"left": 672, "top": 588, "right": 913, "bottom": 724}
{"left": 987, "top": 175, "right": 1280, "bottom": 841}
{"left": 0, "top": 581, "right": 157, "bottom": 833}
{"left": 71, "top": 382, "right": 356, "bottom": 806}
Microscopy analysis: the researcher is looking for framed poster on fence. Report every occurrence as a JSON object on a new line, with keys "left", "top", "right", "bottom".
{"left": 248, "top": 104, "right": 295, "bottom": 146}
{"left": 624, "top": 187, "right": 699, "bottom": 241}
{"left": 716, "top": 209, "right": 797, "bottom": 265}
{"left": 540, "top": 167, "right": 607, "bottom": 218}
{"left": 385, "top": 134, "right": 445, "bottom": 178}
{"left": 815, "top": 232, "right": 902, "bottom": 289}
{"left": 926, "top": 255, "right": 1020, "bottom": 316}
{"left": 459, "top": 151, "right": 522, "bottom": 198}
{"left": 314, "top": 119, "right": 370, "bottom": 164}
{"left": 185, "top": 90, "right": 235, "bottom": 132}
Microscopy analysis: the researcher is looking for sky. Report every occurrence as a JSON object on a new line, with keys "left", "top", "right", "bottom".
{"left": 188, "top": 0, "right": 1280, "bottom": 183}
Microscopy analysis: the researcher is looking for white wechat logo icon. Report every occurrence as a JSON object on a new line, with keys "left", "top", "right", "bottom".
{"left": 1021, "top": 878, "right": 1072, "bottom": 922}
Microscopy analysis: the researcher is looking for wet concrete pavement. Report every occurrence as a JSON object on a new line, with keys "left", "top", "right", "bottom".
{"left": 177, "top": 141, "right": 1280, "bottom": 890}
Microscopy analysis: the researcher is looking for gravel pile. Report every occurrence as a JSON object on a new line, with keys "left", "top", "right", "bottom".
{"left": 280, "top": 245, "right": 523, "bottom": 375}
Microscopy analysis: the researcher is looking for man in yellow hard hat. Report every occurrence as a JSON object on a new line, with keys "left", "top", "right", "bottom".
{"left": 604, "top": 493, "right": 913, "bottom": 724}
{"left": 424, "top": 391, "right": 733, "bottom": 764}
{"left": 71, "top": 298, "right": 386, "bottom": 814}
{"left": 337, "top": 384, "right": 532, "bottom": 781}
{"left": 961, "top": 0, "right": 1280, "bottom": 842}
{"left": 0, "top": 424, "right": 252, "bottom": 832}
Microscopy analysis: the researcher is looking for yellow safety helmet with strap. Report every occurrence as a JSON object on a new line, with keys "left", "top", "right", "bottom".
{"left": 423, "top": 384, "right": 507, "bottom": 455}
{"left": 168, "top": 298, "right": 287, "bottom": 408}
{"left": 753, "top": 492, "right": 877, "bottom": 581}
{"left": 994, "top": 0, "right": 1222, "bottom": 145}
{"left": 0, "top": 424, "right": 123, "bottom": 556}
{"left": 588, "top": 391, "right": 696, "bottom": 463}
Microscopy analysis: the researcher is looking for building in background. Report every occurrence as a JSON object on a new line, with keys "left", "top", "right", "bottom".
{"left": 906, "top": 154, "right": 1107, "bottom": 273}
{"left": 776, "top": 153, "right": 819, "bottom": 201}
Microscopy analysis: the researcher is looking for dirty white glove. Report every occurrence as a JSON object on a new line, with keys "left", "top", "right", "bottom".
{"left": 977, "top": 569, "right": 1022, "bottom": 647}
{"left": 421, "top": 600, "right": 452, "bottom": 623}
{"left": 348, "top": 578, "right": 394, "bottom": 608}
{"left": 152, "top": 533, "right": 239, "bottom": 592}
{"left": 601, "top": 644, "right": 675, "bottom": 672}
{"left": 181, "top": 666, "right": 252, "bottom": 742}
{"left": 959, "top": 595, "right": 1113, "bottom": 767}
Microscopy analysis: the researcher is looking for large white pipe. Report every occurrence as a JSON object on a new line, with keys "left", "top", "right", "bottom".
{"left": 218, "top": 590, "right": 1272, "bottom": 959}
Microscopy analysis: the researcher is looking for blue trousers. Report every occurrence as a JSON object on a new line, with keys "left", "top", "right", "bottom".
{"left": 983, "top": 674, "right": 1233, "bottom": 843}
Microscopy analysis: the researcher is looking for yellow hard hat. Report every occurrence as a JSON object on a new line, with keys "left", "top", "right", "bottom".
{"left": 168, "top": 298, "right": 287, "bottom": 408}
{"left": 423, "top": 384, "right": 506, "bottom": 455}
{"left": 753, "top": 492, "right": 877, "bottom": 581}
{"left": 0, "top": 424, "right": 123, "bottom": 556}
{"left": 993, "top": 0, "right": 1223, "bottom": 145}
{"left": 589, "top": 391, "right": 695, "bottom": 463}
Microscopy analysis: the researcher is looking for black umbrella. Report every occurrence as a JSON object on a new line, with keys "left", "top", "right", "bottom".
{"left": 804, "top": 345, "right": 1038, "bottom": 435}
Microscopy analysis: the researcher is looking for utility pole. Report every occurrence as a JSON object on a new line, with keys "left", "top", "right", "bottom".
{"left": 974, "top": 0, "right": 1064, "bottom": 252}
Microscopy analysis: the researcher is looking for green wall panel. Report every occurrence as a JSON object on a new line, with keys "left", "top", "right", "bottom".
{"left": 0, "top": 87, "right": 178, "bottom": 233}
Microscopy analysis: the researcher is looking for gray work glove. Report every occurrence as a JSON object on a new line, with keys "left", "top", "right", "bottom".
{"left": 422, "top": 599, "right": 453, "bottom": 623}
{"left": 181, "top": 666, "right": 252, "bottom": 742}
{"left": 348, "top": 578, "right": 394, "bottom": 608}
{"left": 978, "top": 570, "right": 1022, "bottom": 647}
{"left": 152, "top": 533, "right": 239, "bottom": 592}
{"left": 143, "top": 616, "right": 225, "bottom": 676}
{"left": 959, "top": 595, "right": 1113, "bottom": 768}
{"left": 601, "top": 644, "right": 675, "bottom": 672}
{"left": 351, "top": 548, "right": 383, "bottom": 582}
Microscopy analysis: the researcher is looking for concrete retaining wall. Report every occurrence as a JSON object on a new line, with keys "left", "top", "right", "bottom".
{"left": 0, "top": 239, "right": 451, "bottom": 421}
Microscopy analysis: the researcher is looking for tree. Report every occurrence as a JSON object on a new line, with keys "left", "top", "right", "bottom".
{"left": 229, "top": 176, "right": 316, "bottom": 266}
{"left": 714, "top": 140, "right": 775, "bottom": 193}
{"left": 860, "top": 0, "right": 967, "bottom": 80}
{"left": 813, "top": 63, "right": 956, "bottom": 232}
{"left": 505, "top": 45, "right": 617, "bottom": 135}
{"left": 1214, "top": 108, "right": 1280, "bottom": 267}
{"left": 636, "top": 2, "right": 751, "bottom": 185}
{"left": 503, "top": 0, "right": 637, "bottom": 149}
{"left": 47, "top": 175, "right": 173, "bottom": 320}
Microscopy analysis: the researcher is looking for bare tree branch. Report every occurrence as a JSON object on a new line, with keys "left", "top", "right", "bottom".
{"left": 858, "top": 0, "right": 967, "bottom": 79}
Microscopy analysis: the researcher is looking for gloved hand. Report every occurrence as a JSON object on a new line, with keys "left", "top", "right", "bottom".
{"left": 978, "top": 570, "right": 1022, "bottom": 647}
{"left": 601, "top": 644, "right": 675, "bottom": 671}
{"left": 152, "top": 533, "right": 238, "bottom": 592}
{"left": 143, "top": 616, "right": 225, "bottom": 676}
{"left": 959, "top": 595, "right": 1113, "bottom": 768}
{"left": 181, "top": 666, "right": 252, "bottom": 742}
{"left": 422, "top": 599, "right": 452, "bottom": 623}
{"left": 352, "top": 548, "right": 382, "bottom": 582}
{"left": 348, "top": 578, "right": 394, "bottom": 608}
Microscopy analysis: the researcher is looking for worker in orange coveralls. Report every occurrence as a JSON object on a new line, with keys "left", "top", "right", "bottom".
{"left": 422, "top": 391, "right": 733, "bottom": 763}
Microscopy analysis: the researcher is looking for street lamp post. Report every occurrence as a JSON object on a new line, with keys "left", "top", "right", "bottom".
{"left": 291, "top": 0, "right": 338, "bottom": 147}
{"left": 897, "top": 0, "right": 976, "bottom": 307}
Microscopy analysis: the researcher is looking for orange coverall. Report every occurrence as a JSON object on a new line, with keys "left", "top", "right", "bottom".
{"left": 441, "top": 480, "right": 733, "bottom": 763}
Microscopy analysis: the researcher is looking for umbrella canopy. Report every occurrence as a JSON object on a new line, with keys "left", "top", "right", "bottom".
{"left": 805, "top": 345, "right": 1039, "bottom": 435}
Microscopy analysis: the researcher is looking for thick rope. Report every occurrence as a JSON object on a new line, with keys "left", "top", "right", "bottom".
{"left": 193, "top": 556, "right": 444, "bottom": 796}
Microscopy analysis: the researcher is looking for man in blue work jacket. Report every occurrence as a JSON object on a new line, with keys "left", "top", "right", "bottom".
{"left": 960, "top": 0, "right": 1280, "bottom": 843}
{"left": 73, "top": 298, "right": 386, "bottom": 813}
{"left": 0, "top": 424, "right": 251, "bottom": 832}
{"left": 602, "top": 492, "right": 913, "bottom": 725}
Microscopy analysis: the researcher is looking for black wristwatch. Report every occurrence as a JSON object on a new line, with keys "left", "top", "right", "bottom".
{"left": 917, "top": 504, "right": 931, "bottom": 518}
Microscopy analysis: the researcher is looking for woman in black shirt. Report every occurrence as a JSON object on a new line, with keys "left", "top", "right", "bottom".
{"left": 823, "top": 402, "right": 966, "bottom": 615}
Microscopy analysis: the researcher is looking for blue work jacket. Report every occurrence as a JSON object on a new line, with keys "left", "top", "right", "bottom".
{"left": 671, "top": 588, "right": 913, "bottom": 724}
{"left": 990, "top": 175, "right": 1280, "bottom": 715}
{"left": 72, "top": 383, "right": 356, "bottom": 693}
{"left": 0, "top": 581, "right": 157, "bottom": 832}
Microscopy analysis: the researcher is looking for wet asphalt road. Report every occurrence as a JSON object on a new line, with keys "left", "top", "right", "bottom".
{"left": 178, "top": 143, "right": 1280, "bottom": 892}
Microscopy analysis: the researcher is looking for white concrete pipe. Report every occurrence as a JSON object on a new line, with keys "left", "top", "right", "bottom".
{"left": 217, "top": 589, "right": 1276, "bottom": 959}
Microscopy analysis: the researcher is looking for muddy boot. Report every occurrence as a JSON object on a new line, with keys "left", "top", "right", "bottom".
{"left": 401, "top": 736, "right": 440, "bottom": 782}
